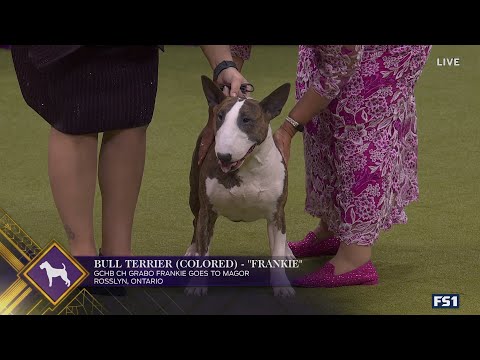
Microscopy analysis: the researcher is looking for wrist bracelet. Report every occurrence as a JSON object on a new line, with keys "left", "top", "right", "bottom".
{"left": 213, "top": 60, "right": 238, "bottom": 81}
{"left": 281, "top": 122, "right": 296, "bottom": 138}
{"left": 285, "top": 116, "right": 304, "bottom": 133}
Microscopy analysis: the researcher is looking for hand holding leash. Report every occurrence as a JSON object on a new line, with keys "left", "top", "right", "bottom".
{"left": 215, "top": 67, "right": 252, "bottom": 97}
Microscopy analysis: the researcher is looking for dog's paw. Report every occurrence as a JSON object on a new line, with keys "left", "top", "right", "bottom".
{"left": 184, "top": 244, "right": 209, "bottom": 256}
{"left": 184, "top": 244, "right": 199, "bottom": 256}
{"left": 273, "top": 286, "right": 296, "bottom": 297}
{"left": 184, "top": 286, "right": 208, "bottom": 296}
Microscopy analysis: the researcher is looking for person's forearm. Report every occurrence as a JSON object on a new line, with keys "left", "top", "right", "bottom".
{"left": 200, "top": 45, "right": 233, "bottom": 70}
{"left": 281, "top": 87, "right": 331, "bottom": 137}
{"left": 290, "top": 87, "right": 331, "bottom": 124}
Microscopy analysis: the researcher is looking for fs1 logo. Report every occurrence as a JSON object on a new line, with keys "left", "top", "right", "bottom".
{"left": 432, "top": 294, "right": 459, "bottom": 308}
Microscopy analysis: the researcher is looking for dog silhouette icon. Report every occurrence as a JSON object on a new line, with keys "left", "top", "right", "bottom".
{"left": 39, "top": 261, "right": 71, "bottom": 287}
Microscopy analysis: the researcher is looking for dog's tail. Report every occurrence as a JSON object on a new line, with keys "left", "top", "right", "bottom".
{"left": 62, "top": 263, "right": 66, "bottom": 270}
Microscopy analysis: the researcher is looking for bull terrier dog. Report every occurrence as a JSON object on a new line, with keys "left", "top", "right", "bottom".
{"left": 185, "top": 76, "right": 295, "bottom": 297}
{"left": 39, "top": 261, "right": 71, "bottom": 287}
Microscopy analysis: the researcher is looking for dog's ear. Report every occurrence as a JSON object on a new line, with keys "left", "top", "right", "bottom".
{"left": 201, "top": 75, "right": 226, "bottom": 108}
{"left": 259, "top": 83, "right": 291, "bottom": 121}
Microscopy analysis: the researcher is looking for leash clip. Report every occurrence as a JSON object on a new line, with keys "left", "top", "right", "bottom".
{"left": 220, "top": 83, "right": 255, "bottom": 95}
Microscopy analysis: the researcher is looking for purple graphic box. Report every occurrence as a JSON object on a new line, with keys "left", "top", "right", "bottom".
{"left": 26, "top": 247, "right": 84, "bottom": 302}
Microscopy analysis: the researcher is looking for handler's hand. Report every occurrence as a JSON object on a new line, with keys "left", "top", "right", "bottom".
{"left": 216, "top": 67, "right": 250, "bottom": 97}
{"left": 273, "top": 125, "right": 294, "bottom": 166}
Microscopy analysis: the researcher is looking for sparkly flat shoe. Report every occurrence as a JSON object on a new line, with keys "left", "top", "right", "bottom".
{"left": 292, "top": 260, "right": 379, "bottom": 288}
{"left": 288, "top": 232, "right": 340, "bottom": 258}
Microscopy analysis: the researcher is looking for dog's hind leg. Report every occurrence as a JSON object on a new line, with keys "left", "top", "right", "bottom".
{"left": 267, "top": 217, "right": 295, "bottom": 297}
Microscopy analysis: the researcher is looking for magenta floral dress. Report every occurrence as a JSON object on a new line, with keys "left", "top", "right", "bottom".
{"left": 231, "top": 45, "right": 431, "bottom": 245}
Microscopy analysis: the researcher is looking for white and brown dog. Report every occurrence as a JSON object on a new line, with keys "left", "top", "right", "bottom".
{"left": 186, "top": 76, "right": 295, "bottom": 297}
{"left": 39, "top": 261, "right": 71, "bottom": 287}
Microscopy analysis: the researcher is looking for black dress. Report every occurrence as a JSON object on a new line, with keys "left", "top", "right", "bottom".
{"left": 11, "top": 45, "right": 160, "bottom": 135}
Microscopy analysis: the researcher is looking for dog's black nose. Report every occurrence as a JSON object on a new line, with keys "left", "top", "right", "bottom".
{"left": 217, "top": 153, "right": 232, "bottom": 163}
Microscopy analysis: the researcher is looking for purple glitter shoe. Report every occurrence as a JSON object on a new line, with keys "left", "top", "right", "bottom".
{"left": 292, "top": 261, "right": 379, "bottom": 288}
{"left": 288, "top": 232, "right": 340, "bottom": 258}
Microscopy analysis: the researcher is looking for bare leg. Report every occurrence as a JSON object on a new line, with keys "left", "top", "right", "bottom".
{"left": 329, "top": 242, "right": 372, "bottom": 275}
{"left": 98, "top": 127, "right": 147, "bottom": 256}
{"left": 48, "top": 127, "right": 98, "bottom": 256}
{"left": 312, "top": 218, "right": 334, "bottom": 241}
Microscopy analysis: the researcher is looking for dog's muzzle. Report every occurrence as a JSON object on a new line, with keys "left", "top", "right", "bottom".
{"left": 218, "top": 144, "right": 256, "bottom": 173}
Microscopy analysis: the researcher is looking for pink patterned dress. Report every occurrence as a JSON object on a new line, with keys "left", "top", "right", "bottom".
{"left": 231, "top": 45, "right": 432, "bottom": 245}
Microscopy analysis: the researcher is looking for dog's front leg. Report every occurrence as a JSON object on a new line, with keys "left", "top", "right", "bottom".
{"left": 48, "top": 276, "right": 52, "bottom": 288}
{"left": 184, "top": 206, "right": 217, "bottom": 296}
{"left": 185, "top": 217, "right": 199, "bottom": 256}
{"left": 267, "top": 219, "right": 295, "bottom": 297}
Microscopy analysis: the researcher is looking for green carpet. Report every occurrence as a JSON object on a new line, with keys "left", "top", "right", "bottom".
{"left": 0, "top": 46, "right": 478, "bottom": 314}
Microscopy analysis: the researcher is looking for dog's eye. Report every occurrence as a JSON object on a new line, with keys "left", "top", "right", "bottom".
{"left": 243, "top": 118, "right": 252, "bottom": 124}
{"left": 218, "top": 114, "right": 223, "bottom": 121}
